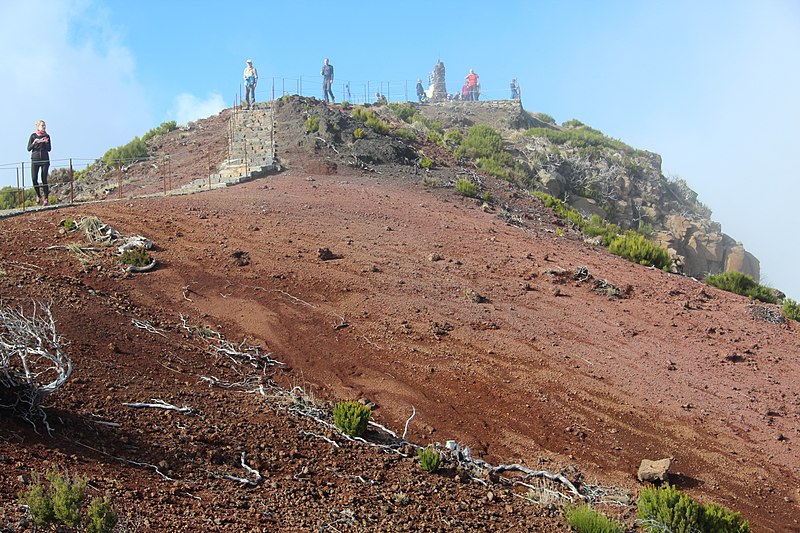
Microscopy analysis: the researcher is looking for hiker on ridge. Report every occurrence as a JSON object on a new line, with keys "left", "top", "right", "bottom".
{"left": 243, "top": 59, "right": 258, "bottom": 107}
{"left": 465, "top": 69, "right": 479, "bottom": 101}
{"left": 511, "top": 79, "right": 520, "bottom": 100}
{"left": 416, "top": 79, "right": 426, "bottom": 102}
{"left": 321, "top": 57, "right": 335, "bottom": 104}
{"left": 27, "top": 119, "right": 52, "bottom": 206}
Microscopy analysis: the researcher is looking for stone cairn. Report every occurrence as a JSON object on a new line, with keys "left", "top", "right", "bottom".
{"left": 432, "top": 60, "right": 447, "bottom": 101}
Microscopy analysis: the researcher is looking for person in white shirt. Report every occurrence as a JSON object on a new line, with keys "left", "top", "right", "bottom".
{"left": 243, "top": 59, "right": 258, "bottom": 107}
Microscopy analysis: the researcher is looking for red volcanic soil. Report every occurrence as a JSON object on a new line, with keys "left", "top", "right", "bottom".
{"left": 1, "top": 115, "right": 799, "bottom": 531}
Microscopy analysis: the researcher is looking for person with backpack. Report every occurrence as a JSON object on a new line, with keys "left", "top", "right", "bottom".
{"left": 27, "top": 119, "right": 52, "bottom": 205}
{"left": 511, "top": 79, "right": 521, "bottom": 100}
{"left": 243, "top": 59, "right": 258, "bottom": 107}
{"left": 321, "top": 57, "right": 335, "bottom": 104}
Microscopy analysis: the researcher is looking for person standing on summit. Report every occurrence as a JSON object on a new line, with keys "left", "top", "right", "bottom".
{"left": 465, "top": 69, "right": 479, "bottom": 101}
{"left": 27, "top": 119, "right": 52, "bottom": 205}
{"left": 243, "top": 59, "right": 258, "bottom": 107}
{"left": 321, "top": 57, "right": 335, "bottom": 104}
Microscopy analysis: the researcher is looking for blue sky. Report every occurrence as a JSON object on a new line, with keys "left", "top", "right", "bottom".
{"left": 1, "top": 0, "right": 798, "bottom": 299}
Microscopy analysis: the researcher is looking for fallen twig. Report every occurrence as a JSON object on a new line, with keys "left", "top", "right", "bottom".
{"left": 131, "top": 318, "right": 167, "bottom": 338}
{"left": 122, "top": 399, "right": 194, "bottom": 414}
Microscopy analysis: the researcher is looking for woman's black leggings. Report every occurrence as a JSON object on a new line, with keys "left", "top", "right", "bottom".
{"left": 31, "top": 161, "right": 50, "bottom": 198}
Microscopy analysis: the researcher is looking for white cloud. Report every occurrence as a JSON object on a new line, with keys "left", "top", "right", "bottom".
{"left": 0, "top": 0, "right": 152, "bottom": 185}
{"left": 171, "top": 93, "right": 226, "bottom": 125}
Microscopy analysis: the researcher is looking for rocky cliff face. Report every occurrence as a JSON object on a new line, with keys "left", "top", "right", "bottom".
{"left": 417, "top": 102, "right": 760, "bottom": 281}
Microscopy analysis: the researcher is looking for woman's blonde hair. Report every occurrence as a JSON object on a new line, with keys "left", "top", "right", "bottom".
{"left": 35, "top": 119, "right": 46, "bottom": 129}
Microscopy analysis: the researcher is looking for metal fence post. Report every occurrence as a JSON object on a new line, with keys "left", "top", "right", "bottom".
{"left": 69, "top": 158, "right": 74, "bottom": 204}
{"left": 117, "top": 160, "right": 122, "bottom": 200}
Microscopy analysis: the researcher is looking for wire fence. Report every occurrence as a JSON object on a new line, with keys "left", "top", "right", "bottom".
{"left": 0, "top": 103, "right": 269, "bottom": 213}
{"left": 242, "top": 75, "right": 522, "bottom": 104}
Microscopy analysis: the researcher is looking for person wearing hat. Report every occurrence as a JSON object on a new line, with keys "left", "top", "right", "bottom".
{"left": 243, "top": 59, "right": 258, "bottom": 107}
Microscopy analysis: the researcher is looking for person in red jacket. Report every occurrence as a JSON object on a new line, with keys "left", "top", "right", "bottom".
{"left": 27, "top": 119, "right": 52, "bottom": 205}
{"left": 465, "top": 69, "right": 479, "bottom": 101}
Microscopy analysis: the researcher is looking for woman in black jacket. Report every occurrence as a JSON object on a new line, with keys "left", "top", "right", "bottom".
{"left": 27, "top": 119, "right": 51, "bottom": 205}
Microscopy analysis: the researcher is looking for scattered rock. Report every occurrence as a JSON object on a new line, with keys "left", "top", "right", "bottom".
{"left": 318, "top": 248, "right": 341, "bottom": 261}
{"left": 429, "top": 252, "right": 443, "bottom": 262}
{"left": 638, "top": 458, "right": 671, "bottom": 483}
{"left": 231, "top": 250, "right": 250, "bottom": 266}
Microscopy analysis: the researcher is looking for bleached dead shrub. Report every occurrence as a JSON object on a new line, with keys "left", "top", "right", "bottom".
{"left": 0, "top": 302, "right": 72, "bottom": 426}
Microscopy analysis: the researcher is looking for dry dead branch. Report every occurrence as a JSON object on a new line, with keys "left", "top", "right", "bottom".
{"left": 222, "top": 452, "right": 262, "bottom": 486}
{"left": 131, "top": 318, "right": 167, "bottom": 338}
{"left": 122, "top": 399, "right": 194, "bottom": 414}
{"left": 0, "top": 301, "right": 72, "bottom": 431}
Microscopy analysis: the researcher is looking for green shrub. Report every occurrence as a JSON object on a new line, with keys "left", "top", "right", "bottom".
{"left": 608, "top": 231, "right": 671, "bottom": 270}
{"left": 584, "top": 214, "right": 621, "bottom": 246}
{"left": 366, "top": 116, "right": 390, "bottom": 134}
{"left": 525, "top": 126, "right": 638, "bottom": 155}
{"left": 119, "top": 247, "right": 153, "bottom": 267}
{"left": 395, "top": 128, "right": 417, "bottom": 141}
{"left": 353, "top": 128, "right": 365, "bottom": 140}
{"left": 102, "top": 136, "right": 148, "bottom": 167}
{"left": 454, "top": 124, "right": 504, "bottom": 160}
{"left": 638, "top": 485, "right": 749, "bottom": 533}
{"left": 86, "top": 494, "right": 119, "bottom": 533}
{"left": 534, "top": 112, "right": 556, "bottom": 125}
{"left": 701, "top": 502, "right": 750, "bottom": 533}
{"left": 444, "top": 129, "right": 463, "bottom": 147}
{"left": 19, "top": 474, "right": 54, "bottom": 527}
{"left": 427, "top": 131, "right": 444, "bottom": 145}
{"left": 388, "top": 102, "right": 417, "bottom": 123}
{"left": 142, "top": 120, "right": 177, "bottom": 142}
{"left": 562, "top": 118, "right": 584, "bottom": 128}
{"left": 333, "top": 400, "right": 371, "bottom": 437}
{"left": 705, "top": 271, "right": 777, "bottom": 304}
{"left": 410, "top": 114, "right": 444, "bottom": 134}
{"left": 481, "top": 191, "right": 493, "bottom": 203}
{"left": 565, "top": 504, "right": 624, "bottom": 533}
{"left": 353, "top": 107, "right": 389, "bottom": 134}
{"left": 305, "top": 116, "right": 320, "bottom": 133}
{"left": 417, "top": 446, "right": 441, "bottom": 472}
{"left": 49, "top": 470, "right": 87, "bottom": 527}
{"left": 455, "top": 178, "right": 478, "bottom": 197}
{"left": 352, "top": 107, "right": 370, "bottom": 121}
{"left": 783, "top": 298, "right": 800, "bottom": 321}
{"left": 341, "top": 100, "right": 350, "bottom": 106}
{"left": 419, "top": 156, "right": 433, "bottom": 169}
{"left": 533, "top": 191, "right": 585, "bottom": 228}
{"left": 638, "top": 484, "right": 704, "bottom": 533}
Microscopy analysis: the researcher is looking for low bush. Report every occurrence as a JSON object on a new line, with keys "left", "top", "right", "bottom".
{"left": 86, "top": 494, "right": 119, "bottom": 533}
{"left": 533, "top": 112, "right": 556, "bottom": 125}
{"left": 419, "top": 156, "right": 433, "bottom": 169}
{"left": 564, "top": 504, "right": 624, "bottom": 533}
{"left": 142, "top": 120, "right": 177, "bottom": 142}
{"left": 454, "top": 124, "right": 504, "bottom": 160}
{"left": 638, "top": 485, "right": 749, "bottom": 533}
{"left": 388, "top": 102, "right": 417, "bottom": 123}
{"left": 783, "top": 298, "right": 800, "bottom": 321}
{"left": 395, "top": 128, "right": 417, "bottom": 141}
{"left": 562, "top": 118, "right": 584, "bottom": 128}
{"left": 608, "top": 231, "right": 671, "bottom": 270}
{"left": 102, "top": 137, "right": 148, "bottom": 167}
{"left": 410, "top": 114, "right": 443, "bottom": 134}
{"left": 119, "top": 247, "right": 153, "bottom": 267}
{"left": 353, "top": 128, "right": 365, "bottom": 140}
{"left": 525, "top": 126, "right": 639, "bottom": 155}
{"left": 705, "top": 271, "right": 777, "bottom": 304}
{"left": 455, "top": 178, "right": 478, "bottom": 197}
{"left": 305, "top": 116, "right": 319, "bottom": 133}
{"left": 333, "top": 400, "right": 371, "bottom": 437}
{"left": 417, "top": 446, "right": 441, "bottom": 472}
{"left": 533, "top": 191, "right": 585, "bottom": 228}
{"left": 444, "top": 129, "right": 463, "bottom": 147}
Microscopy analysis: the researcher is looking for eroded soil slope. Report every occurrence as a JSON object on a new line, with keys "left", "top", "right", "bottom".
{"left": 0, "top": 102, "right": 798, "bottom": 531}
